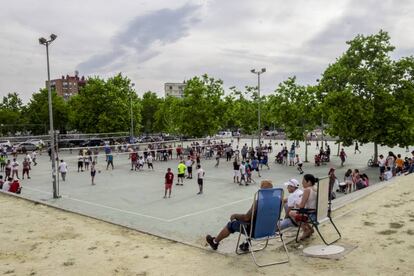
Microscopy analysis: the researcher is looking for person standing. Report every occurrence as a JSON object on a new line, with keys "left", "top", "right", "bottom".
{"left": 177, "top": 161, "right": 186, "bottom": 185}
{"left": 59, "top": 159, "right": 68, "bottom": 181}
{"left": 185, "top": 156, "right": 194, "bottom": 179}
{"left": 196, "top": 164, "right": 205, "bottom": 195}
{"left": 90, "top": 161, "right": 96, "bottom": 185}
{"left": 354, "top": 142, "right": 361, "bottom": 154}
{"left": 147, "top": 154, "right": 154, "bottom": 170}
{"left": 239, "top": 161, "right": 247, "bottom": 186}
{"left": 339, "top": 148, "right": 347, "bottom": 167}
{"left": 130, "top": 150, "right": 138, "bottom": 171}
{"left": 233, "top": 160, "right": 240, "bottom": 184}
{"left": 77, "top": 151, "right": 84, "bottom": 172}
{"left": 251, "top": 156, "right": 261, "bottom": 177}
{"left": 5, "top": 160, "right": 11, "bottom": 178}
{"left": 106, "top": 153, "right": 114, "bottom": 170}
{"left": 11, "top": 158, "right": 19, "bottom": 179}
{"left": 22, "top": 159, "right": 31, "bottom": 180}
{"left": 215, "top": 151, "right": 220, "bottom": 168}
{"left": 164, "top": 168, "right": 174, "bottom": 198}
{"left": 31, "top": 150, "right": 37, "bottom": 166}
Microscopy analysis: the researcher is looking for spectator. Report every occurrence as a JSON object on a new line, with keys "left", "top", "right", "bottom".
{"left": 59, "top": 160, "right": 68, "bottom": 181}
{"left": 8, "top": 178, "right": 21, "bottom": 194}
{"left": 205, "top": 180, "right": 273, "bottom": 251}
{"left": 279, "top": 179, "right": 303, "bottom": 230}
{"left": 384, "top": 167, "right": 393, "bottom": 180}
{"left": 288, "top": 174, "right": 318, "bottom": 240}
{"left": 378, "top": 154, "right": 386, "bottom": 181}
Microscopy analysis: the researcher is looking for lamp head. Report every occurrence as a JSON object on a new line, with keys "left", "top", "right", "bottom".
{"left": 250, "top": 69, "right": 256, "bottom": 74}
{"left": 39, "top": 37, "right": 47, "bottom": 45}
{"left": 50, "top": 34, "right": 57, "bottom": 41}
{"left": 261, "top": 68, "right": 266, "bottom": 73}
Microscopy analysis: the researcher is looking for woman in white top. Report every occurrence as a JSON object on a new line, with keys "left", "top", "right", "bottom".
{"left": 289, "top": 174, "right": 318, "bottom": 240}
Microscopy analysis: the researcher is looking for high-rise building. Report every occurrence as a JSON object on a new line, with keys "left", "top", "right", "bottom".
{"left": 46, "top": 72, "right": 87, "bottom": 100}
{"left": 164, "top": 82, "right": 186, "bottom": 98}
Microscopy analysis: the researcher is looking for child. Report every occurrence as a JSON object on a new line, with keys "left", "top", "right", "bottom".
{"left": 239, "top": 161, "right": 247, "bottom": 185}
{"left": 196, "top": 164, "right": 205, "bottom": 195}
{"left": 164, "top": 168, "right": 174, "bottom": 198}
{"left": 295, "top": 154, "right": 304, "bottom": 174}
{"left": 90, "top": 161, "right": 96, "bottom": 185}
{"left": 384, "top": 167, "right": 393, "bottom": 181}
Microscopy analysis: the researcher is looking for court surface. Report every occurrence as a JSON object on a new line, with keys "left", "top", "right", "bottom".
{"left": 7, "top": 139, "right": 409, "bottom": 253}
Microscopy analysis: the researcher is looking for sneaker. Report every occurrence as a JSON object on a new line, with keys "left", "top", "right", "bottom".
{"left": 239, "top": 241, "right": 250, "bottom": 252}
{"left": 206, "top": 235, "right": 218, "bottom": 250}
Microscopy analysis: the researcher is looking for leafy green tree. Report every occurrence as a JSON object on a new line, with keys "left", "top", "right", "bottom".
{"left": 320, "top": 30, "right": 414, "bottom": 161}
{"left": 154, "top": 96, "right": 181, "bottom": 134}
{"left": 0, "top": 92, "right": 26, "bottom": 135}
{"left": 140, "top": 91, "right": 162, "bottom": 134}
{"left": 68, "top": 73, "right": 141, "bottom": 134}
{"left": 268, "top": 77, "right": 319, "bottom": 161}
{"left": 25, "top": 89, "right": 69, "bottom": 134}
{"left": 177, "top": 74, "right": 225, "bottom": 137}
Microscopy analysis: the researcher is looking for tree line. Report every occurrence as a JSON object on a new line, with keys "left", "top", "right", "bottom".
{"left": 1, "top": 30, "right": 413, "bottom": 156}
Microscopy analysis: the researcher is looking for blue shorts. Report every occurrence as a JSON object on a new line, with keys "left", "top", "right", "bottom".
{"left": 226, "top": 220, "right": 250, "bottom": 234}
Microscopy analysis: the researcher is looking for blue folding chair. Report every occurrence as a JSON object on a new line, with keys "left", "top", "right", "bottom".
{"left": 235, "top": 188, "right": 289, "bottom": 267}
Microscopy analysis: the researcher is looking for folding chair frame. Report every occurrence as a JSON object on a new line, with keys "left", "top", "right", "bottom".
{"left": 235, "top": 189, "right": 289, "bottom": 267}
{"left": 294, "top": 178, "right": 341, "bottom": 245}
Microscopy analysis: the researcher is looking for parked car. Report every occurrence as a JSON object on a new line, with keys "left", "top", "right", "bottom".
{"left": 0, "top": 140, "right": 12, "bottom": 148}
{"left": 26, "top": 139, "right": 45, "bottom": 147}
{"left": 80, "top": 139, "right": 105, "bottom": 147}
{"left": 15, "top": 142, "right": 38, "bottom": 152}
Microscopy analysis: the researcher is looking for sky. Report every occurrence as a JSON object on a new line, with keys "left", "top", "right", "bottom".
{"left": 1, "top": 0, "right": 413, "bottom": 102}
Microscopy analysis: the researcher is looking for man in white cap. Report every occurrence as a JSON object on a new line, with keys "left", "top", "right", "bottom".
{"left": 279, "top": 178, "right": 303, "bottom": 230}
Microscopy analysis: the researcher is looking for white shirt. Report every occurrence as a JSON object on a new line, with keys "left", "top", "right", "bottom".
{"left": 384, "top": 170, "right": 393, "bottom": 180}
{"left": 2, "top": 181, "right": 10, "bottom": 191}
{"left": 11, "top": 161, "right": 19, "bottom": 170}
{"left": 59, "top": 162, "right": 67, "bottom": 173}
{"left": 147, "top": 155, "right": 153, "bottom": 163}
{"left": 240, "top": 165, "right": 246, "bottom": 175}
{"left": 197, "top": 168, "right": 205, "bottom": 179}
{"left": 378, "top": 158, "right": 386, "bottom": 167}
{"left": 295, "top": 157, "right": 302, "bottom": 165}
{"left": 31, "top": 151, "right": 37, "bottom": 159}
{"left": 185, "top": 160, "right": 193, "bottom": 167}
{"left": 288, "top": 189, "right": 303, "bottom": 207}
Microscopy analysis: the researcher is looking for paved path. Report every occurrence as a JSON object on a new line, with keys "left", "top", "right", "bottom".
{"left": 1, "top": 139, "right": 411, "bottom": 253}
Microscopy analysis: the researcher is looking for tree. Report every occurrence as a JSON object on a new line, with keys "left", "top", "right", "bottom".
{"left": 25, "top": 89, "right": 69, "bottom": 134}
{"left": 68, "top": 74, "right": 141, "bottom": 134}
{"left": 140, "top": 91, "right": 162, "bottom": 134}
{"left": 320, "top": 30, "right": 414, "bottom": 161}
{"left": 268, "top": 77, "right": 319, "bottom": 161}
{"left": 154, "top": 96, "right": 182, "bottom": 134}
{"left": 177, "top": 74, "right": 225, "bottom": 137}
{"left": 0, "top": 92, "right": 26, "bottom": 135}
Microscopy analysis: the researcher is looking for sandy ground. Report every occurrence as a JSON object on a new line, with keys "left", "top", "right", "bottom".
{"left": 1, "top": 175, "right": 414, "bottom": 276}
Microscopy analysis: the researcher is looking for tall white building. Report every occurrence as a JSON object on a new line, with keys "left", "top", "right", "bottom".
{"left": 164, "top": 82, "right": 186, "bottom": 98}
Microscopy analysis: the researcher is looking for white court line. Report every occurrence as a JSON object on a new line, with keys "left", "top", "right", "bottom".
{"left": 166, "top": 197, "right": 252, "bottom": 222}
{"left": 22, "top": 186, "right": 251, "bottom": 223}
{"left": 23, "top": 186, "right": 169, "bottom": 222}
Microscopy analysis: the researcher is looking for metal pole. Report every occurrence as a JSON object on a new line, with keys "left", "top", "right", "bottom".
{"left": 130, "top": 95, "right": 133, "bottom": 138}
{"left": 257, "top": 73, "right": 261, "bottom": 148}
{"left": 46, "top": 42, "right": 58, "bottom": 199}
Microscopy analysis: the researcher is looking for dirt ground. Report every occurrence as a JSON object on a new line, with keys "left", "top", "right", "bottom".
{"left": 1, "top": 175, "right": 414, "bottom": 276}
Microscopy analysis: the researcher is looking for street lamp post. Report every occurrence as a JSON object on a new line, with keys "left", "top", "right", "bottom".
{"left": 39, "top": 34, "right": 59, "bottom": 199}
{"left": 130, "top": 83, "right": 135, "bottom": 141}
{"left": 251, "top": 68, "right": 266, "bottom": 147}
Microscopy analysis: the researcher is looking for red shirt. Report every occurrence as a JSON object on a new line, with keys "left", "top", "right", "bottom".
{"left": 131, "top": 152, "right": 138, "bottom": 161}
{"left": 9, "top": 181, "right": 20, "bottom": 193}
{"left": 165, "top": 172, "right": 174, "bottom": 184}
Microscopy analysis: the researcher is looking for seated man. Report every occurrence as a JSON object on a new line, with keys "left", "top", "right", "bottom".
{"left": 279, "top": 179, "right": 303, "bottom": 231}
{"left": 206, "top": 180, "right": 273, "bottom": 251}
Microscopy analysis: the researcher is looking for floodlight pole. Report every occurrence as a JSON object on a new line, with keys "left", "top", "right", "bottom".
{"left": 251, "top": 68, "right": 266, "bottom": 147}
{"left": 130, "top": 83, "right": 135, "bottom": 140}
{"left": 39, "top": 34, "right": 59, "bottom": 199}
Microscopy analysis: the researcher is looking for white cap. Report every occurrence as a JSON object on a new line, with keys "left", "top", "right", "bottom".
{"left": 284, "top": 178, "right": 300, "bottom": 188}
